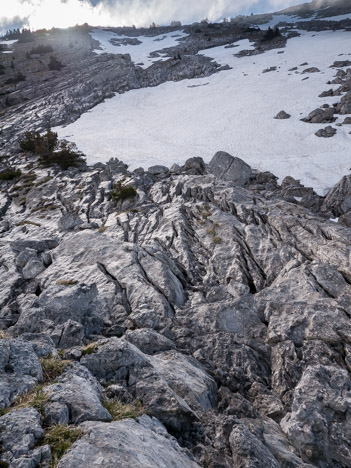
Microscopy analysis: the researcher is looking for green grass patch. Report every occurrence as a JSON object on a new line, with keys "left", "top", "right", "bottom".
{"left": 110, "top": 181, "right": 137, "bottom": 203}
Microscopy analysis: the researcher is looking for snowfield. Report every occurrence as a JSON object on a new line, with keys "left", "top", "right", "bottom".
{"left": 56, "top": 29, "right": 351, "bottom": 195}
{"left": 90, "top": 29, "right": 188, "bottom": 68}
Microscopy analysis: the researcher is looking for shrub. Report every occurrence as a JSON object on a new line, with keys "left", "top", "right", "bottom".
{"left": 262, "top": 26, "right": 281, "bottom": 41}
{"left": 48, "top": 55, "right": 64, "bottom": 71}
{"left": 19, "top": 128, "right": 57, "bottom": 153}
{"left": 0, "top": 168, "right": 21, "bottom": 180}
{"left": 39, "top": 142, "right": 86, "bottom": 170}
{"left": 19, "top": 129, "right": 86, "bottom": 170}
{"left": 56, "top": 279, "right": 78, "bottom": 286}
{"left": 110, "top": 181, "right": 137, "bottom": 202}
{"left": 43, "top": 425, "right": 82, "bottom": 466}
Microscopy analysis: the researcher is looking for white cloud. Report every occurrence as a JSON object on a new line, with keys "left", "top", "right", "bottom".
{"left": 0, "top": 0, "right": 311, "bottom": 32}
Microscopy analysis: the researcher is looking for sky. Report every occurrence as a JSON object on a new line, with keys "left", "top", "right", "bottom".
{"left": 0, "top": 0, "right": 308, "bottom": 34}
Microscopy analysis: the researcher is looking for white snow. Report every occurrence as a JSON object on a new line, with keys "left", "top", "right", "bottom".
{"left": 0, "top": 39, "right": 18, "bottom": 54}
{"left": 56, "top": 30, "right": 351, "bottom": 195}
{"left": 317, "top": 13, "right": 351, "bottom": 22}
{"left": 90, "top": 29, "right": 188, "bottom": 68}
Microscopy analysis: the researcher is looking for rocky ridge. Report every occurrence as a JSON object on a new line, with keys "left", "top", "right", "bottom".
{"left": 0, "top": 148, "right": 351, "bottom": 467}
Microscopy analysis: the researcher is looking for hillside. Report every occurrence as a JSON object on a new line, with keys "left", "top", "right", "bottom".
{"left": 1, "top": 2, "right": 351, "bottom": 467}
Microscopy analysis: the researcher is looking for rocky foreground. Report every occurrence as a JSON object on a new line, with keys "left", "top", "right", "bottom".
{"left": 0, "top": 149, "right": 351, "bottom": 467}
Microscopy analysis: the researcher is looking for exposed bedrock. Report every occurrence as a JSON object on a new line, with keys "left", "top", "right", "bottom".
{"left": 0, "top": 150, "right": 351, "bottom": 467}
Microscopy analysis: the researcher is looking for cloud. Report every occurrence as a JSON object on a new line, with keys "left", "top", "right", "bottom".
{"left": 0, "top": 0, "right": 309, "bottom": 33}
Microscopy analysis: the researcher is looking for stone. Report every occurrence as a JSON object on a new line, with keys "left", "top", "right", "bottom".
{"left": 274, "top": 110, "right": 291, "bottom": 119}
{"left": 322, "top": 174, "right": 351, "bottom": 216}
{"left": 208, "top": 151, "right": 252, "bottom": 186}
{"left": 230, "top": 423, "right": 280, "bottom": 467}
{"left": 302, "top": 108, "right": 336, "bottom": 124}
{"left": 0, "top": 339, "right": 43, "bottom": 409}
{"left": 315, "top": 126, "right": 337, "bottom": 138}
{"left": 148, "top": 165, "right": 169, "bottom": 176}
{"left": 58, "top": 212, "right": 84, "bottom": 231}
{"left": 45, "top": 363, "right": 111, "bottom": 424}
{"left": 302, "top": 67, "right": 320, "bottom": 73}
{"left": 58, "top": 416, "right": 200, "bottom": 467}
{"left": 0, "top": 408, "right": 51, "bottom": 467}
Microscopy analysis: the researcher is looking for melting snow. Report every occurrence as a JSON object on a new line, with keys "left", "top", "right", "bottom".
{"left": 90, "top": 29, "right": 188, "bottom": 68}
{"left": 56, "top": 30, "right": 351, "bottom": 195}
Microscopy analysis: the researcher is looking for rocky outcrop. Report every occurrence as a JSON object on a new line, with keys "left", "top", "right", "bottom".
{"left": 0, "top": 151, "right": 351, "bottom": 466}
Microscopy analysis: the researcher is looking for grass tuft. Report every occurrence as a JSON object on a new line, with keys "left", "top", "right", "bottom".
{"left": 102, "top": 399, "right": 144, "bottom": 421}
{"left": 56, "top": 279, "right": 78, "bottom": 286}
{"left": 40, "top": 356, "right": 67, "bottom": 383}
{"left": 43, "top": 425, "right": 82, "bottom": 467}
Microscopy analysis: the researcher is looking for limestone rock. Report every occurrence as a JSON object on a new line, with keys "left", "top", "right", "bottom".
{"left": 58, "top": 416, "right": 200, "bottom": 467}
{"left": 208, "top": 151, "right": 252, "bottom": 186}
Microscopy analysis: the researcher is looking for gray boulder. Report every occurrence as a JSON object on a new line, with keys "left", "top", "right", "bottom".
{"left": 58, "top": 416, "right": 200, "bottom": 468}
{"left": 0, "top": 339, "right": 43, "bottom": 409}
{"left": 45, "top": 363, "right": 112, "bottom": 424}
{"left": 58, "top": 213, "right": 84, "bottom": 231}
{"left": 302, "top": 108, "right": 336, "bottom": 124}
{"left": 230, "top": 423, "right": 280, "bottom": 468}
{"left": 322, "top": 175, "right": 351, "bottom": 216}
{"left": 208, "top": 151, "right": 252, "bottom": 186}
{"left": 0, "top": 408, "right": 51, "bottom": 467}
{"left": 274, "top": 110, "right": 291, "bottom": 119}
{"left": 315, "top": 126, "right": 336, "bottom": 138}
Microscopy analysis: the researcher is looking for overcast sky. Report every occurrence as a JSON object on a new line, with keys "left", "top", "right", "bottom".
{"left": 1, "top": 0, "right": 309, "bottom": 34}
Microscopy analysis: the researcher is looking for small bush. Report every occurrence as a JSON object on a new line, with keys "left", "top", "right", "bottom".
{"left": 0, "top": 168, "right": 21, "bottom": 180}
{"left": 39, "top": 142, "right": 85, "bottom": 170}
{"left": 16, "top": 220, "right": 41, "bottom": 227}
{"left": 30, "top": 44, "right": 53, "bottom": 54}
{"left": 262, "top": 26, "right": 281, "bottom": 42}
{"left": 103, "top": 399, "right": 144, "bottom": 421}
{"left": 19, "top": 129, "right": 86, "bottom": 170}
{"left": 110, "top": 181, "right": 137, "bottom": 203}
{"left": 213, "top": 236, "right": 222, "bottom": 244}
{"left": 48, "top": 55, "right": 64, "bottom": 71}
{"left": 19, "top": 128, "right": 58, "bottom": 153}
{"left": 43, "top": 425, "right": 82, "bottom": 466}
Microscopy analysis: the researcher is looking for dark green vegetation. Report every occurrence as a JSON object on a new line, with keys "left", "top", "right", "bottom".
{"left": 19, "top": 128, "right": 86, "bottom": 170}
{"left": 110, "top": 181, "right": 137, "bottom": 202}
{"left": 262, "top": 26, "right": 281, "bottom": 41}
{"left": 0, "top": 168, "right": 21, "bottom": 180}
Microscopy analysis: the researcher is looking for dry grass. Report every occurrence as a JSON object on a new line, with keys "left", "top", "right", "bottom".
{"left": 43, "top": 425, "right": 82, "bottom": 467}
{"left": 40, "top": 356, "right": 68, "bottom": 383}
{"left": 102, "top": 399, "right": 144, "bottom": 421}
{"left": 56, "top": 279, "right": 78, "bottom": 286}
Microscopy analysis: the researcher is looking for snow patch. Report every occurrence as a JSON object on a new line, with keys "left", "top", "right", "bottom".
{"left": 90, "top": 29, "right": 188, "bottom": 68}
{"left": 56, "top": 30, "right": 351, "bottom": 195}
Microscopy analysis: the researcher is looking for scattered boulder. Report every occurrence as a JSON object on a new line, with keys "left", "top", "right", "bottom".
{"left": 322, "top": 174, "right": 351, "bottom": 216}
{"left": 58, "top": 212, "right": 84, "bottom": 231}
{"left": 208, "top": 151, "right": 252, "bottom": 186}
{"left": 302, "top": 108, "right": 336, "bottom": 124}
{"left": 315, "top": 126, "right": 337, "bottom": 138}
{"left": 302, "top": 67, "right": 320, "bottom": 73}
{"left": 274, "top": 110, "right": 291, "bottom": 119}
